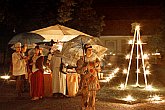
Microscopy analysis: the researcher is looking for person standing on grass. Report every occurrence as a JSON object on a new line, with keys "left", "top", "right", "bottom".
{"left": 12, "top": 42, "right": 27, "bottom": 97}
{"left": 29, "top": 45, "right": 44, "bottom": 100}
{"left": 21, "top": 44, "right": 30, "bottom": 92}
{"left": 21, "top": 45, "right": 28, "bottom": 78}
{"left": 50, "top": 49, "right": 63, "bottom": 97}
{"left": 76, "top": 44, "right": 101, "bottom": 110}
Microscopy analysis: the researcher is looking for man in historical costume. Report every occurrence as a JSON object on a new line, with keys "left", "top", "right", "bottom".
{"left": 76, "top": 44, "right": 101, "bottom": 110}
{"left": 21, "top": 44, "right": 30, "bottom": 92}
{"left": 50, "top": 49, "right": 66, "bottom": 97}
{"left": 12, "top": 42, "right": 27, "bottom": 97}
{"left": 21, "top": 45, "right": 28, "bottom": 78}
{"left": 46, "top": 44, "right": 58, "bottom": 69}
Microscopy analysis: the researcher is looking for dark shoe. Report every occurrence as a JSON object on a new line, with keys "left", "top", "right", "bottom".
{"left": 60, "top": 94, "right": 68, "bottom": 98}
{"left": 53, "top": 93, "right": 58, "bottom": 97}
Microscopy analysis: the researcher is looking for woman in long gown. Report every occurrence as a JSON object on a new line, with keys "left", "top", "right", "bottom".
{"left": 30, "top": 46, "right": 44, "bottom": 100}
{"left": 76, "top": 44, "right": 101, "bottom": 110}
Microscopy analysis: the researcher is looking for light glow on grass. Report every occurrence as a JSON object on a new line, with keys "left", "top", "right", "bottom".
{"left": 151, "top": 95, "right": 161, "bottom": 101}
{"left": 123, "top": 69, "right": 127, "bottom": 74}
{"left": 145, "top": 85, "right": 158, "bottom": 91}
{"left": 107, "top": 63, "right": 112, "bottom": 66}
{"left": 114, "top": 68, "right": 119, "bottom": 73}
{"left": 143, "top": 54, "right": 149, "bottom": 59}
{"left": 145, "top": 70, "right": 151, "bottom": 75}
{"left": 125, "top": 54, "right": 130, "bottom": 59}
{"left": 148, "top": 95, "right": 164, "bottom": 103}
{"left": 122, "top": 95, "right": 135, "bottom": 102}
{"left": 0, "top": 75, "right": 10, "bottom": 80}
{"left": 119, "top": 83, "right": 125, "bottom": 90}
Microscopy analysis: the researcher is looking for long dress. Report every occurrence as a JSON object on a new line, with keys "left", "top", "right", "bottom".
{"left": 76, "top": 54, "right": 101, "bottom": 110}
{"left": 30, "top": 55, "right": 44, "bottom": 98}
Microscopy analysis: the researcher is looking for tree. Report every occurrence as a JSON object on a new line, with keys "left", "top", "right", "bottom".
{"left": 57, "top": 0, "right": 105, "bottom": 37}
{"left": 147, "top": 33, "right": 165, "bottom": 53}
{"left": 57, "top": 0, "right": 75, "bottom": 23}
{"left": 0, "top": 0, "right": 16, "bottom": 49}
{"left": 147, "top": 3, "right": 165, "bottom": 56}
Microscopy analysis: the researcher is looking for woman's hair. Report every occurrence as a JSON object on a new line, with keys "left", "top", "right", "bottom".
{"left": 84, "top": 44, "right": 92, "bottom": 53}
{"left": 35, "top": 45, "right": 40, "bottom": 49}
{"left": 35, "top": 45, "right": 41, "bottom": 55}
{"left": 21, "top": 45, "right": 25, "bottom": 48}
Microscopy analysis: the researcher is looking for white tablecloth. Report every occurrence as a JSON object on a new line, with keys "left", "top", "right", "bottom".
{"left": 66, "top": 73, "right": 79, "bottom": 97}
{"left": 60, "top": 73, "right": 67, "bottom": 95}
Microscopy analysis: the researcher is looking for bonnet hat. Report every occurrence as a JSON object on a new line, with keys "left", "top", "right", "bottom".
{"left": 14, "top": 42, "right": 21, "bottom": 48}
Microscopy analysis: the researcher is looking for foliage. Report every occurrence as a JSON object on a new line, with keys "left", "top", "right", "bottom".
{"left": 147, "top": 34, "right": 165, "bottom": 53}
{"left": 147, "top": 3, "right": 165, "bottom": 54}
{"left": 0, "top": 0, "right": 105, "bottom": 44}
{"left": 57, "top": 0, "right": 76, "bottom": 23}
{"left": 57, "top": 0, "right": 105, "bottom": 37}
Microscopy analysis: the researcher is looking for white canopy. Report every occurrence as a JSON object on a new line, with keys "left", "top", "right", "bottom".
{"left": 30, "top": 24, "right": 92, "bottom": 42}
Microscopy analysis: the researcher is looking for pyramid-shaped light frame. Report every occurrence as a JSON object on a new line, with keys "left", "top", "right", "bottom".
{"left": 125, "top": 25, "right": 148, "bottom": 88}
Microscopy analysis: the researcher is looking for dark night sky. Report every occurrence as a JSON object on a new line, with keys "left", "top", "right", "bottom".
{"left": 0, "top": 0, "right": 164, "bottom": 50}
{"left": 93, "top": 0, "right": 163, "bottom": 6}
{"left": 0, "top": 0, "right": 164, "bottom": 66}
{"left": 1, "top": 0, "right": 164, "bottom": 31}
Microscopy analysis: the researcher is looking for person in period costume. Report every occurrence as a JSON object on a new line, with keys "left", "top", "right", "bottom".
{"left": 76, "top": 44, "right": 101, "bottom": 110}
{"left": 21, "top": 45, "right": 30, "bottom": 92}
{"left": 50, "top": 49, "right": 66, "bottom": 97}
{"left": 46, "top": 49, "right": 52, "bottom": 68}
{"left": 46, "top": 44, "right": 58, "bottom": 69}
{"left": 30, "top": 45, "right": 44, "bottom": 100}
{"left": 21, "top": 45, "right": 28, "bottom": 78}
{"left": 12, "top": 42, "right": 27, "bottom": 97}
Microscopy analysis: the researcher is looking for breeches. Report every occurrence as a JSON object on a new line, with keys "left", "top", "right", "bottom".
{"left": 15, "top": 75, "right": 25, "bottom": 92}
